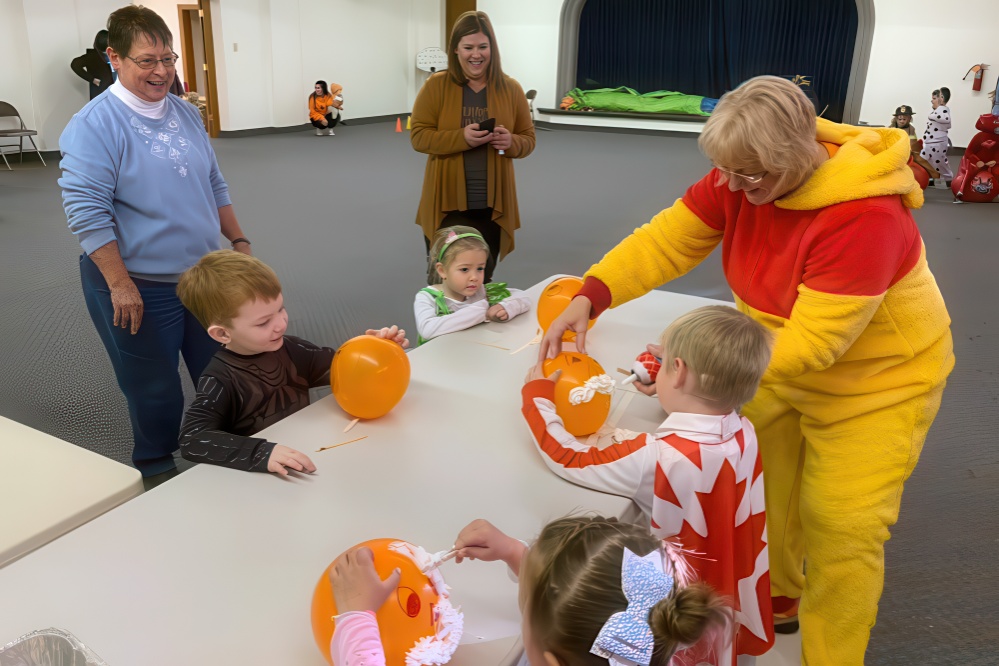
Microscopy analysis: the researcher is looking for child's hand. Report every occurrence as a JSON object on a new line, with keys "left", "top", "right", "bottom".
{"left": 267, "top": 445, "right": 316, "bottom": 476}
{"left": 524, "top": 363, "right": 561, "bottom": 384}
{"left": 633, "top": 343, "right": 664, "bottom": 397}
{"left": 454, "top": 519, "right": 526, "bottom": 573}
{"left": 366, "top": 325, "right": 410, "bottom": 349}
{"left": 329, "top": 546, "right": 401, "bottom": 614}
{"left": 486, "top": 304, "right": 509, "bottom": 322}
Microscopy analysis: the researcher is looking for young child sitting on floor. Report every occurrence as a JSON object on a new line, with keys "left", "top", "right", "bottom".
{"left": 176, "top": 250, "right": 408, "bottom": 475}
{"left": 328, "top": 515, "right": 731, "bottom": 666}
{"left": 522, "top": 305, "right": 776, "bottom": 665}
{"left": 414, "top": 226, "right": 530, "bottom": 344}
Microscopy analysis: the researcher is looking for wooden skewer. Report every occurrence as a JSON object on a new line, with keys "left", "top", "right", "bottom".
{"left": 316, "top": 435, "right": 367, "bottom": 453}
{"left": 343, "top": 418, "right": 360, "bottom": 433}
{"left": 473, "top": 341, "right": 511, "bottom": 351}
{"left": 510, "top": 330, "right": 542, "bottom": 355}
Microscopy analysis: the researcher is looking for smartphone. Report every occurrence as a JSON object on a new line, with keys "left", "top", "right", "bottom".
{"left": 477, "top": 117, "right": 496, "bottom": 133}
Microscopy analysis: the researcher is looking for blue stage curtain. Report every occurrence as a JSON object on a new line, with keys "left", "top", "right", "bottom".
{"left": 577, "top": 0, "right": 858, "bottom": 122}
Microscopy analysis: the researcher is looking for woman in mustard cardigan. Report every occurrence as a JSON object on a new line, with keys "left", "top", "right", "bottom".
{"left": 411, "top": 11, "right": 535, "bottom": 282}
{"left": 540, "top": 77, "right": 954, "bottom": 665}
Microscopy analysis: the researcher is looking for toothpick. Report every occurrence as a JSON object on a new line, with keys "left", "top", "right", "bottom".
{"left": 343, "top": 418, "right": 360, "bottom": 433}
{"left": 510, "top": 329, "right": 542, "bottom": 355}
{"left": 473, "top": 341, "right": 511, "bottom": 351}
{"left": 316, "top": 435, "right": 367, "bottom": 453}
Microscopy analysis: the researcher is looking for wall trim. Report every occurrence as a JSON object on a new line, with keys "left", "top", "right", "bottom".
{"left": 217, "top": 113, "right": 409, "bottom": 138}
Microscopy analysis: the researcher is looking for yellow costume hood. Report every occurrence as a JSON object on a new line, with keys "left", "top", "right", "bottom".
{"left": 777, "top": 118, "right": 923, "bottom": 211}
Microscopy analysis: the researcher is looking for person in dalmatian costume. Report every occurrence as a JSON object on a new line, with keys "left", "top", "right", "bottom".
{"left": 920, "top": 87, "right": 953, "bottom": 183}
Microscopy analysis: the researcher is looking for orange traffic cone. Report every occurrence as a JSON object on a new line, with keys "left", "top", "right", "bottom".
{"left": 395, "top": 117, "right": 402, "bottom": 133}
{"left": 406, "top": 115, "right": 411, "bottom": 130}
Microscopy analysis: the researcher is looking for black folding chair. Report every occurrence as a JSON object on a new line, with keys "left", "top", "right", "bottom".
{"left": 525, "top": 89, "right": 551, "bottom": 132}
{"left": 0, "top": 102, "right": 47, "bottom": 169}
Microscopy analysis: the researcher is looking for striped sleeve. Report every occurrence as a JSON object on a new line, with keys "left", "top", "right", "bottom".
{"left": 521, "top": 381, "right": 655, "bottom": 507}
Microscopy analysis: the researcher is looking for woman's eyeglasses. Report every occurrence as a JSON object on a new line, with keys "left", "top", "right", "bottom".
{"left": 713, "top": 165, "right": 766, "bottom": 184}
{"left": 125, "top": 53, "right": 180, "bottom": 69}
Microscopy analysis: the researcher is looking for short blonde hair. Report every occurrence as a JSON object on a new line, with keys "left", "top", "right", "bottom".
{"left": 427, "top": 225, "right": 491, "bottom": 284}
{"left": 699, "top": 76, "right": 819, "bottom": 196}
{"left": 659, "top": 306, "right": 773, "bottom": 411}
{"left": 523, "top": 515, "right": 732, "bottom": 665}
{"left": 177, "top": 250, "right": 282, "bottom": 328}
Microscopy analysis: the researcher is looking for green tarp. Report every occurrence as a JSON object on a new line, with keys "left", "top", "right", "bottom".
{"left": 562, "top": 87, "right": 711, "bottom": 116}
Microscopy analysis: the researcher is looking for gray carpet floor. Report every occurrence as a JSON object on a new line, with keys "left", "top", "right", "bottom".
{"left": 0, "top": 122, "right": 995, "bottom": 663}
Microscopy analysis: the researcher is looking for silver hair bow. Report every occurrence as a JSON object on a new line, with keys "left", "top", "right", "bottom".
{"left": 589, "top": 547, "right": 674, "bottom": 666}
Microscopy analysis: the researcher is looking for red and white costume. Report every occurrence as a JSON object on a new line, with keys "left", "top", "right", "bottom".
{"left": 522, "top": 380, "right": 775, "bottom": 665}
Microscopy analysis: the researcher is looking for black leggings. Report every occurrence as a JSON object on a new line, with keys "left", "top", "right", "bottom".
{"left": 311, "top": 112, "right": 340, "bottom": 129}
{"left": 425, "top": 208, "right": 502, "bottom": 283}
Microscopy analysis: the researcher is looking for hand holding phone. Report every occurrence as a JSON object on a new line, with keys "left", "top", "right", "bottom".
{"left": 477, "top": 117, "right": 496, "bottom": 133}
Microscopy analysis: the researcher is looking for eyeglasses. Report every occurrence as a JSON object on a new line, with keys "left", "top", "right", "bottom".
{"left": 713, "top": 165, "right": 766, "bottom": 184}
{"left": 125, "top": 52, "right": 180, "bottom": 69}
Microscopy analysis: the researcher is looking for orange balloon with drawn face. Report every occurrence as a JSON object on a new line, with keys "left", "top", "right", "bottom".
{"left": 331, "top": 336, "right": 410, "bottom": 419}
{"left": 542, "top": 352, "right": 612, "bottom": 436}
{"left": 311, "top": 539, "right": 451, "bottom": 665}
{"left": 536, "top": 277, "right": 597, "bottom": 342}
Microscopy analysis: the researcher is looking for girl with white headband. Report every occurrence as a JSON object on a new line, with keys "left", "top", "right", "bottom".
{"left": 414, "top": 225, "right": 530, "bottom": 344}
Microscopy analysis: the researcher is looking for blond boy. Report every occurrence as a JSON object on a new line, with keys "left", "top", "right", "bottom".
{"left": 522, "top": 305, "right": 775, "bottom": 665}
{"left": 177, "top": 250, "right": 407, "bottom": 475}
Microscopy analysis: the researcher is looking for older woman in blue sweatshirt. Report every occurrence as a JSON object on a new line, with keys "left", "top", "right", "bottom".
{"left": 59, "top": 5, "right": 251, "bottom": 478}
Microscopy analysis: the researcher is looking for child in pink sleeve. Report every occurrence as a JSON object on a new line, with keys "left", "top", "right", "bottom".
{"left": 327, "top": 515, "right": 733, "bottom": 666}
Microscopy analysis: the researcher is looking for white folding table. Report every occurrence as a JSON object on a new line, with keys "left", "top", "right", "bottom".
{"left": 0, "top": 415, "right": 143, "bottom": 569}
{"left": 0, "top": 280, "right": 733, "bottom": 665}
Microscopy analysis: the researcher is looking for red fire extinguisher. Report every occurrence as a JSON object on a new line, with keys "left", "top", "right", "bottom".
{"left": 964, "top": 64, "right": 989, "bottom": 92}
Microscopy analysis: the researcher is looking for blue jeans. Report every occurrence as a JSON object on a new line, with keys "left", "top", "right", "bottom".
{"left": 80, "top": 254, "right": 219, "bottom": 476}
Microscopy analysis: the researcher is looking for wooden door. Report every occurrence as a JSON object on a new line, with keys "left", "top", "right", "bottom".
{"left": 445, "top": 0, "right": 476, "bottom": 40}
{"left": 177, "top": 4, "right": 199, "bottom": 93}
{"left": 198, "top": 0, "right": 220, "bottom": 137}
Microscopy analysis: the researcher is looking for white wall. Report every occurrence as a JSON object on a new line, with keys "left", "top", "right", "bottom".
{"left": 210, "top": 0, "right": 443, "bottom": 132}
{"left": 858, "top": 0, "right": 997, "bottom": 148}
{"left": 0, "top": 0, "right": 35, "bottom": 142}
{"left": 0, "top": 0, "right": 120, "bottom": 150}
{"left": 0, "top": 0, "right": 442, "bottom": 146}
{"left": 481, "top": 0, "right": 996, "bottom": 146}
{"left": 5, "top": 0, "right": 991, "bottom": 147}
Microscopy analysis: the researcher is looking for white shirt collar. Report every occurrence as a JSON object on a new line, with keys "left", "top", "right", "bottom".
{"left": 110, "top": 80, "right": 168, "bottom": 120}
{"left": 655, "top": 411, "right": 743, "bottom": 444}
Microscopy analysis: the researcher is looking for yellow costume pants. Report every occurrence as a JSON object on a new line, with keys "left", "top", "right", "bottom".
{"left": 743, "top": 333, "right": 952, "bottom": 665}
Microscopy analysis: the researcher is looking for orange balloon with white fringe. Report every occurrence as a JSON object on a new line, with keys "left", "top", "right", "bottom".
{"left": 311, "top": 539, "right": 462, "bottom": 665}
{"left": 331, "top": 335, "right": 410, "bottom": 419}
{"left": 536, "top": 276, "right": 597, "bottom": 341}
{"left": 542, "top": 352, "right": 612, "bottom": 436}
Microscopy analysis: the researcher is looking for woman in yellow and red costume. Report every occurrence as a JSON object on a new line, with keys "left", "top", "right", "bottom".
{"left": 540, "top": 76, "right": 954, "bottom": 665}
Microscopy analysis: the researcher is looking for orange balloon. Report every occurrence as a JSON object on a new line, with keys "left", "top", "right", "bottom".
{"left": 536, "top": 276, "right": 596, "bottom": 342}
{"left": 542, "top": 352, "right": 612, "bottom": 436}
{"left": 331, "top": 336, "right": 410, "bottom": 419}
{"left": 311, "top": 539, "right": 442, "bottom": 665}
